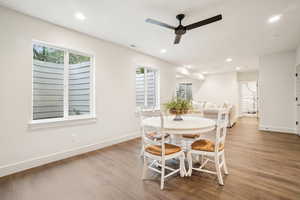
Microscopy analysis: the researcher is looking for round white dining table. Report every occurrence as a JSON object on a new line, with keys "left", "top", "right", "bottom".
{"left": 142, "top": 116, "right": 216, "bottom": 135}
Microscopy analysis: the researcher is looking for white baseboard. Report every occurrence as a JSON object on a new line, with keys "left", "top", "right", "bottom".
{"left": 0, "top": 132, "right": 140, "bottom": 178}
{"left": 239, "top": 114, "right": 257, "bottom": 117}
{"left": 259, "top": 125, "right": 297, "bottom": 134}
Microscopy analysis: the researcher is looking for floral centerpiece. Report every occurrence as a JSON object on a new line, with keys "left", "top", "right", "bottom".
{"left": 164, "top": 98, "right": 193, "bottom": 121}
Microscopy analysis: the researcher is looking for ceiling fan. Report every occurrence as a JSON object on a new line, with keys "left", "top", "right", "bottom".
{"left": 146, "top": 14, "right": 222, "bottom": 44}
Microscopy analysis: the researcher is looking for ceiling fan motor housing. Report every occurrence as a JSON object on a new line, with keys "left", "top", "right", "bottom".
{"left": 175, "top": 26, "right": 186, "bottom": 35}
{"left": 176, "top": 14, "right": 185, "bottom": 21}
{"left": 175, "top": 14, "right": 186, "bottom": 35}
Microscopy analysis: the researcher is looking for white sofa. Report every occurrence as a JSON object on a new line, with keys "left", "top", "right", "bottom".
{"left": 192, "top": 101, "right": 237, "bottom": 127}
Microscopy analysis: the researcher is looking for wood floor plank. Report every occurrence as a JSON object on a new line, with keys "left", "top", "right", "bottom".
{"left": 0, "top": 117, "right": 300, "bottom": 200}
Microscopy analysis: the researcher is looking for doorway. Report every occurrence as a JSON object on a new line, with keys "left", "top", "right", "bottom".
{"left": 176, "top": 83, "right": 193, "bottom": 101}
{"left": 239, "top": 81, "right": 258, "bottom": 117}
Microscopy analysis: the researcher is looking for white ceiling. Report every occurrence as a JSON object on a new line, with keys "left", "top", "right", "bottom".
{"left": 1, "top": 0, "right": 300, "bottom": 74}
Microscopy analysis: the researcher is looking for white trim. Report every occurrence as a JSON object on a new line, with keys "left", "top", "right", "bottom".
{"left": 295, "top": 64, "right": 300, "bottom": 136}
{"left": 32, "top": 39, "right": 96, "bottom": 57}
{"left": 156, "top": 68, "right": 161, "bottom": 109}
{"left": 259, "top": 125, "right": 297, "bottom": 134}
{"left": 144, "top": 67, "right": 148, "bottom": 106}
{"left": 28, "top": 115, "right": 97, "bottom": 129}
{"left": 64, "top": 50, "right": 69, "bottom": 119}
{"left": 90, "top": 55, "right": 96, "bottom": 118}
{"left": 0, "top": 132, "right": 140, "bottom": 178}
{"left": 240, "top": 113, "right": 257, "bottom": 117}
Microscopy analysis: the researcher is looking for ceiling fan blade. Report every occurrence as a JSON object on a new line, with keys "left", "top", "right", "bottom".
{"left": 146, "top": 18, "right": 175, "bottom": 30}
{"left": 185, "top": 14, "right": 222, "bottom": 30}
{"left": 174, "top": 34, "right": 182, "bottom": 44}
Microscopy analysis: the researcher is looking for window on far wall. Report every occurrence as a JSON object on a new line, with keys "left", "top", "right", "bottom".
{"left": 135, "top": 67, "right": 159, "bottom": 109}
{"left": 32, "top": 42, "right": 94, "bottom": 121}
{"left": 176, "top": 83, "right": 192, "bottom": 101}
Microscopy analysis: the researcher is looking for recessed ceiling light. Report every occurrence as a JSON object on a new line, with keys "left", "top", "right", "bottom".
{"left": 160, "top": 49, "right": 167, "bottom": 53}
{"left": 194, "top": 73, "right": 205, "bottom": 80}
{"left": 236, "top": 67, "right": 241, "bottom": 71}
{"left": 202, "top": 71, "right": 208, "bottom": 74}
{"left": 268, "top": 14, "right": 281, "bottom": 23}
{"left": 75, "top": 12, "right": 86, "bottom": 21}
{"left": 226, "top": 58, "right": 233, "bottom": 62}
{"left": 177, "top": 67, "right": 190, "bottom": 75}
{"left": 184, "top": 65, "right": 192, "bottom": 69}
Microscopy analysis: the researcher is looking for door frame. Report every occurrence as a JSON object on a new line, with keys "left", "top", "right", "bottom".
{"left": 295, "top": 64, "right": 300, "bottom": 136}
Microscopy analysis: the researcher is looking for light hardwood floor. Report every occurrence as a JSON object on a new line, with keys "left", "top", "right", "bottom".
{"left": 0, "top": 117, "right": 300, "bottom": 200}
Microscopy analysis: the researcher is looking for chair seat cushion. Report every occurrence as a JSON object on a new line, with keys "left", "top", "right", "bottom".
{"left": 182, "top": 134, "right": 200, "bottom": 139}
{"left": 146, "top": 132, "right": 169, "bottom": 141}
{"left": 191, "top": 139, "right": 224, "bottom": 152}
{"left": 145, "top": 144, "right": 181, "bottom": 156}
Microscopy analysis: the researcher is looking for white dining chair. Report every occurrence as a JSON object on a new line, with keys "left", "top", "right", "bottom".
{"left": 141, "top": 111, "right": 186, "bottom": 190}
{"left": 138, "top": 108, "right": 170, "bottom": 157}
{"left": 187, "top": 108, "right": 229, "bottom": 185}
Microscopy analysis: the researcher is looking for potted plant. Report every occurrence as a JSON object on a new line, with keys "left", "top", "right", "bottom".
{"left": 165, "top": 98, "right": 193, "bottom": 121}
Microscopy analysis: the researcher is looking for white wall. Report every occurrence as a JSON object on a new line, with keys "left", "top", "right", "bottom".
{"left": 195, "top": 72, "right": 239, "bottom": 106}
{"left": 297, "top": 45, "right": 300, "bottom": 66}
{"left": 259, "top": 50, "right": 296, "bottom": 134}
{"left": 237, "top": 71, "right": 258, "bottom": 82}
{"left": 177, "top": 72, "right": 239, "bottom": 119}
{"left": 0, "top": 7, "right": 176, "bottom": 176}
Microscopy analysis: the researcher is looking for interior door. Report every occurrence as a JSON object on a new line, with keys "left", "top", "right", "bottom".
{"left": 296, "top": 64, "right": 300, "bottom": 136}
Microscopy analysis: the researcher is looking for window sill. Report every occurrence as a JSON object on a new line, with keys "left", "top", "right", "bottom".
{"left": 28, "top": 115, "right": 97, "bottom": 130}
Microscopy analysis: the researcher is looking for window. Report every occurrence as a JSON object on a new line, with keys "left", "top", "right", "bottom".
{"left": 136, "top": 67, "right": 159, "bottom": 109}
{"left": 32, "top": 42, "right": 94, "bottom": 122}
{"left": 176, "top": 83, "right": 192, "bottom": 101}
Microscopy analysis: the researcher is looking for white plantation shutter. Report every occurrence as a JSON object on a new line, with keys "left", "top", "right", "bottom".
{"left": 146, "top": 69, "right": 157, "bottom": 107}
{"left": 136, "top": 67, "right": 158, "bottom": 108}
{"left": 135, "top": 69, "right": 145, "bottom": 107}
{"left": 68, "top": 59, "right": 91, "bottom": 116}
{"left": 33, "top": 60, "right": 64, "bottom": 120}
